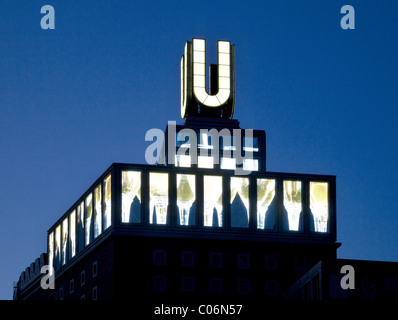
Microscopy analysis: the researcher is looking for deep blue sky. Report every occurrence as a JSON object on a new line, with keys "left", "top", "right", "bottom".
{"left": 1, "top": 1, "right": 397, "bottom": 299}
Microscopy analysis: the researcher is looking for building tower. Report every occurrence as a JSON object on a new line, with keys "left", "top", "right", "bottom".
{"left": 18, "top": 38, "right": 397, "bottom": 303}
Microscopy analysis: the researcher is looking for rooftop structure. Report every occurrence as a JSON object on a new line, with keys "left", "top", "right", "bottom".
{"left": 14, "top": 38, "right": 398, "bottom": 303}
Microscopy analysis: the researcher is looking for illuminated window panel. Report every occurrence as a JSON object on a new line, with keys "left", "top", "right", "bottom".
{"left": 93, "top": 185, "right": 102, "bottom": 238}
{"left": 218, "top": 77, "right": 230, "bottom": 90}
{"left": 218, "top": 52, "right": 230, "bottom": 65}
{"left": 220, "top": 157, "right": 236, "bottom": 170}
{"left": 243, "top": 159, "right": 258, "bottom": 171}
{"left": 48, "top": 232, "right": 54, "bottom": 275}
{"left": 149, "top": 172, "right": 169, "bottom": 225}
{"left": 218, "top": 40, "right": 230, "bottom": 53}
{"left": 310, "top": 182, "right": 329, "bottom": 233}
{"left": 283, "top": 181, "right": 302, "bottom": 231}
{"left": 203, "top": 176, "right": 223, "bottom": 227}
{"left": 193, "top": 38, "right": 205, "bottom": 51}
{"left": 218, "top": 65, "right": 230, "bottom": 77}
{"left": 62, "top": 218, "right": 68, "bottom": 266}
{"left": 193, "top": 75, "right": 205, "bottom": 87}
{"left": 257, "top": 179, "right": 276, "bottom": 230}
{"left": 198, "top": 156, "right": 214, "bottom": 169}
{"left": 55, "top": 225, "right": 61, "bottom": 270}
{"left": 121, "top": 171, "right": 142, "bottom": 223}
{"left": 103, "top": 174, "right": 112, "bottom": 230}
{"left": 69, "top": 210, "right": 76, "bottom": 259}
{"left": 230, "top": 177, "right": 249, "bottom": 228}
{"left": 177, "top": 174, "right": 196, "bottom": 226}
{"left": 77, "top": 201, "right": 85, "bottom": 252}
{"left": 85, "top": 193, "right": 93, "bottom": 246}
{"left": 193, "top": 62, "right": 205, "bottom": 76}
{"left": 175, "top": 155, "right": 191, "bottom": 168}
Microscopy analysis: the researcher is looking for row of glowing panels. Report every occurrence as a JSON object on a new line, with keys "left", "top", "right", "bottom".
{"left": 175, "top": 155, "right": 259, "bottom": 171}
{"left": 48, "top": 172, "right": 329, "bottom": 271}
{"left": 48, "top": 174, "right": 112, "bottom": 270}
{"left": 176, "top": 134, "right": 259, "bottom": 152}
{"left": 122, "top": 172, "right": 329, "bottom": 232}
{"left": 191, "top": 39, "right": 232, "bottom": 106}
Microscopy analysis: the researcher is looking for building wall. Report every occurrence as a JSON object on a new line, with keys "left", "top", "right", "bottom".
{"left": 112, "top": 234, "right": 337, "bottom": 301}
{"left": 50, "top": 236, "right": 115, "bottom": 301}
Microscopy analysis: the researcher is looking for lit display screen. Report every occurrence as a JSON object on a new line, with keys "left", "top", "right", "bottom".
{"left": 283, "top": 180, "right": 302, "bottom": 231}
{"left": 177, "top": 174, "right": 196, "bottom": 226}
{"left": 230, "top": 177, "right": 249, "bottom": 228}
{"left": 85, "top": 193, "right": 93, "bottom": 246}
{"left": 62, "top": 217, "right": 68, "bottom": 265}
{"left": 257, "top": 179, "right": 276, "bottom": 230}
{"left": 48, "top": 232, "right": 54, "bottom": 274}
{"left": 77, "top": 201, "right": 85, "bottom": 252}
{"left": 150, "top": 172, "right": 169, "bottom": 224}
{"left": 55, "top": 225, "right": 61, "bottom": 270}
{"left": 104, "top": 174, "right": 112, "bottom": 230}
{"left": 204, "top": 175, "right": 223, "bottom": 227}
{"left": 94, "top": 185, "right": 102, "bottom": 238}
{"left": 310, "top": 182, "right": 329, "bottom": 233}
{"left": 69, "top": 210, "right": 76, "bottom": 258}
{"left": 122, "top": 171, "right": 142, "bottom": 223}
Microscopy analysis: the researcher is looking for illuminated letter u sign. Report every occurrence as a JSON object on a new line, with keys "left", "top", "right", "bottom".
{"left": 181, "top": 38, "right": 235, "bottom": 119}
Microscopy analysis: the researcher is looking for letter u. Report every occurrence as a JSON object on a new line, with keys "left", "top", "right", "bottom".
{"left": 181, "top": 38, "right": 235, "bottom": 119}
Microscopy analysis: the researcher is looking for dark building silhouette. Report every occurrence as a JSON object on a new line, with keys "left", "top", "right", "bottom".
{"left": 14, "top": 38, "right": 398, "bottom": 303}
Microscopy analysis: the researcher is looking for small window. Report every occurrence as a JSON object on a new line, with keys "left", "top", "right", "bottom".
{"left": 181, "top": 251, "right": 194, "bottom": 267}
{"left": 93, "top": 261, "right": 98, "bottom": 277}
{"left": 59, "top": 287, "right": 64, "bottom": 300}
{"left": 243, "top": 159, "right": 258, "bottom": 171}
{"left": 181, "top": 277, "right": 195, "bottom": 292}
{"left": 209, "top": 278, "right": 223, "bottom": 293}
{"left": 92, "top": 286, "right": 98, "bottom": 300}
{"left": 153, "top": 250, "right": 167, "bottom": 266}
{"left": 153, "top": 275, "right": 167, "bottom": 291}
{"left": 265, "top": 255, "right": 278, "bottom": 270}
{"left": 209, "top": 252, "right": 222, "bottom": 268}
{"left": 81, "top": 270, "right": 86, "bottom": 286}
{"left": 237, "top": 254, "right": 250, "bottom": 269}
{"left": 237, "top": 278, "right": 250, "bottom": 294}
{"left": 80, "top": 294, "right": 86, "bottom": 300}
{"left": 198, "top": 156, "right": 214, "bottom": 169}
{"left": 70, "top": 279, "right": 75, "bottom": 294}
{"left": 265, "top": 279, "right": 278, "bottom": 295}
